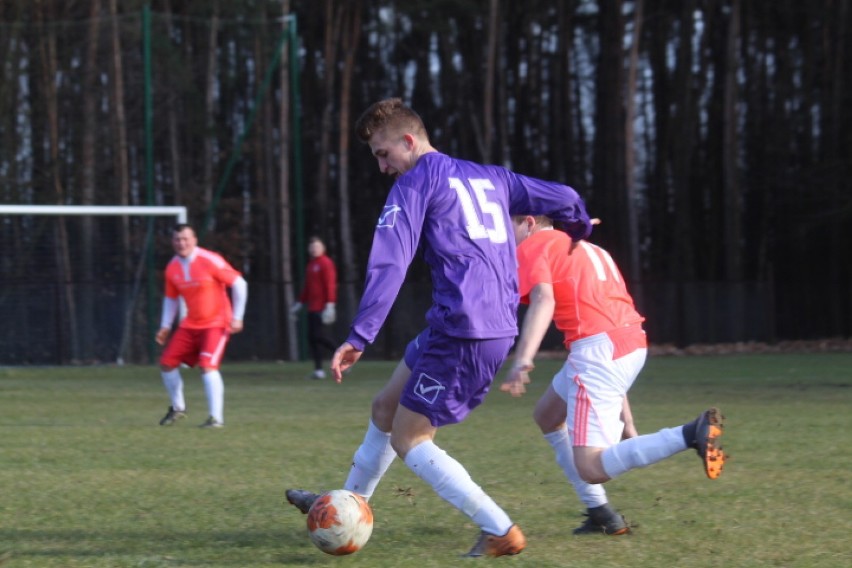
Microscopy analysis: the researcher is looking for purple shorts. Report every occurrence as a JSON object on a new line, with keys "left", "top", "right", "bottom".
{"left": 400, "top": 328, "right": 513, "bottom": 427}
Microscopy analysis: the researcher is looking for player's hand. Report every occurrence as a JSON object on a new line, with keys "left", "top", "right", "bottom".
{"left": 568, "top": 218, "right": 600, "bottom": 255}
{"left": 230, "top": 319, "right": 244, "bottom": 334}
{"left": 321, "top": 303, "right": 336, "bottom": 325}
{"left": 289, "top": 302, "right": 302, "bottom": 322}
{"left": 500, "top": 361, "right": 534, "bottom": 397}
{"left": 155, "top": 327, "right": 170, "bottom": 346}
{"left": 330, "top": 342, "right": 362, "bottom": 383}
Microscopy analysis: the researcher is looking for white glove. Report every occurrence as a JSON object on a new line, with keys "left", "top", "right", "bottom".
{"left": 289, "top": 302, "right": 302, "bottom": 322}
{"left": 321, "top": 302, "right": 336, "bottom": 325}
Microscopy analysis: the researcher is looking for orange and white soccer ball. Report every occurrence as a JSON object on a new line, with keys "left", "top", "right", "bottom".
{"left": 306, "top": 489, "right": 374, "bottom": 555}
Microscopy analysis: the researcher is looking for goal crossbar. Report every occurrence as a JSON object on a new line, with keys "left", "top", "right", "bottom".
{"left": 0, "top": 204, "right": 188, "bottom": 364}
{"left": 0, "top": 205, "right": 187, "bottom": 224}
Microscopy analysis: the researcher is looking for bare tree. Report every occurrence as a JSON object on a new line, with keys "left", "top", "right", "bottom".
{"left": 336, "top": 0, "right": 364, "bottom": 326}
{"left": 79, "top": 0, "right": 103, "bottom": 359}
{"left": 624, "top": 0, "right": 643, "bottom": 286}
{"left": 593, "top": 0, "right": 627, "bottom": 255}
{"left": 202, "top": 0, "right": 220, "bottom": 233}
{"left": 722, "top": 0, "right": 742, "bottom": 281}
{"left": 314, "top": 0, "right": 344, "bottom": 237}
{"left": 670, "top": 1, "right": 698, "bottom": 282}
{"left": 162, "top": 0, "right": 184, "bottom": 206}
{"left": 280, "top": 0, "right": 299, "bottom": 361}
{"left": 35, "top": 0, "right": 79, "bottom": 362}
{"left": 722, "top": 0, "right": 744, "bottom": 339}
{"left": 481, "top": 0, "right": 499, "bottom": 163}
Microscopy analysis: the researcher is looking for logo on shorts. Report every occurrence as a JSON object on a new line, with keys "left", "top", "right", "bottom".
{"left": 413, "top": 373, "right": 445, "bottom": 404}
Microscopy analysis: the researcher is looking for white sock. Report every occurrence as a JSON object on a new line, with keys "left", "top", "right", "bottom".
{"left": 600, "top": 427, "right": 688, "bottom": 479}
{"left": 544, "top": 427, "right": 608, "bottom": 508}
{"left": 161, "top": 369, "right": 185, "bottom": 411}
{"left": 202, "top": 370, "right": 224, "bottom": 423}
{"left": 404, "top": 440, "right": 512, "bottom": 536}
{"left": 344, "top": 420, "right": 397, "bottom": 499}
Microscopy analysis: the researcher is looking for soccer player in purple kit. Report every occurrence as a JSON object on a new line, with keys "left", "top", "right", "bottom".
{"left": 285, "top": 98, "right": 593, "bottom": 557}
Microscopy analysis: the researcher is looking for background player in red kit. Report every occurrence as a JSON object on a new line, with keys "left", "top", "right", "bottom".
{"left": 156, "top": 224, "right": 247, "bottom": 428}
{"left": 501, "top": 214, "right": 727, "bottom": 534}
{"left": 289, "top": 236, "right": 338, "bottom": 379}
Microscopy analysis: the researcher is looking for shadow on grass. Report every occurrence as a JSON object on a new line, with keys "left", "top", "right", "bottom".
{"left": 0, "top": 527, "right": 328, "bottom": 566}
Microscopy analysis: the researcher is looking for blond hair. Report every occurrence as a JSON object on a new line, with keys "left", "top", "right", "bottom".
{"left": 355, "top": 98, "right": 428, "bottom": 143}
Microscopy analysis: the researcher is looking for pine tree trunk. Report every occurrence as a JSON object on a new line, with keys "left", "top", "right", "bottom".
{"left": 337, "top": 0, "right": 363, "bottom": 327}
{"left": 36, "top": 0, "right": 79, "bottom": 362}
{"left": 79, "top": 0, "right": 102, "bottom": 360}
{"left": 162, "top": 1, "right": 184, "bottom": 206}
{"left": 481, "top": 0, "right": 499, "bottom": 163}
{"left": 315, "top": 0, "right": 342, "bottom": 237}
{"left": 203, "top": 1, "right": 220, "bottom": 232}
{"left": 280, "top": 0, "right": 299, "bottom": 361}
{"left": 624, "top": 0, "right": 643, "bottom": 289}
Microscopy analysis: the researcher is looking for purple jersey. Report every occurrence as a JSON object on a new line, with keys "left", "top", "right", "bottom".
{"left": 346, "top": 152, "right": 591, "bottom": 351}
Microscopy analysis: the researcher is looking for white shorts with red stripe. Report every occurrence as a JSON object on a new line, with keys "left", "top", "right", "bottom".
{"left": 551, "top": 326, "right": 647, "bottom": 448}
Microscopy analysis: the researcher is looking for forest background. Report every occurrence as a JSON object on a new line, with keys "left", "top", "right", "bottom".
{"left": 1, "top": 0, "right": 850, "bottom": 364}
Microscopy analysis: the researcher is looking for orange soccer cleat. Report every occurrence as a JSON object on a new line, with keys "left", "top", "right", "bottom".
{"left": 465, "top": 524, "right": 527, "bottom": 557}
{"left": 695, "top": 407, "right": 726, "bottom": 479}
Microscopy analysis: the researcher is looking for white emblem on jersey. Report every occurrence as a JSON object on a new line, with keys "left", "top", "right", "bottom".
{"left": 377, "top": 204, "right": 402, "bottom": 228}
{"left": 413, "top": 372, "right": 446, "bottom": 404}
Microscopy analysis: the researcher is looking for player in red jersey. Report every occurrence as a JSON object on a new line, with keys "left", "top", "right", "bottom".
{"left": 155, "top": 224, "right": 247, "bottom": 428}
{"left": 289, "top": 236, "right": 338, "bottom": 379}
{"left": 501, "top": 215, "right": 726, "bottom": 534}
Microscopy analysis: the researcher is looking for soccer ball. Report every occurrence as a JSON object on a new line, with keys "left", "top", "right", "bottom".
{"left": 306, "top": 489, "right": 374, "bottom": 555}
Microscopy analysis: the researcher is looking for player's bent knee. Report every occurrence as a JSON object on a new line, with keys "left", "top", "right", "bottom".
{"left": 533, "top": 409, "right": 563, "bottom": 434}
{"left": 533, "top": 388, "right": 568, "bottom": 433}
{"left": 575, "top": 456, "right": 611, "bottom": 484}
{"left": 577, "top": 468, "right": 609, "bottom": 485}
{"left": 389, "top": 435, "right": 412, "bottom": 460}
{"left": 371, "top": 394, "right": 397, "bottom": 430}
{"left": 580, "top": 471, "right": 610, "bottom": 484}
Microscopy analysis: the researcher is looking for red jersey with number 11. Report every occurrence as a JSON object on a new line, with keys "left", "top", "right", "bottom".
{"left": 516, "top": 230, "right": 644, "bottom": 347}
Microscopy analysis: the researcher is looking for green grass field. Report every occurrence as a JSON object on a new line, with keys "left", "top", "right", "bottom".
{"left": 2, "top": 353, "right": 851, "bottom": 567}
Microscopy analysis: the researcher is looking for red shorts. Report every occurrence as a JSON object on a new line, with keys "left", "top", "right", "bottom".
{"left": 160, "top": 327, "right": 230, "bottom": 370}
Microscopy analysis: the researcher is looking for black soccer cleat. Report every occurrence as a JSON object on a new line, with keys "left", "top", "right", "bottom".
{"left": 573, "top": 504, "right": 630, "bottom": 536}
{"left": 198, "top": 416, "right": 224, "bottom": 428}
{"left": 159, "top": 406, "right": 186, "bottom": 426}
{"left": 285, "top": 489, "right": 320, "bottom": 514}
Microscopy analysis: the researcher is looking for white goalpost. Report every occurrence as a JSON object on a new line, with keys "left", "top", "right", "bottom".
{"left": 0, "top": 204, "right": 187, "bottom": 223}
{"left": 0, "top": 204, "right": 188, "bottom": 365}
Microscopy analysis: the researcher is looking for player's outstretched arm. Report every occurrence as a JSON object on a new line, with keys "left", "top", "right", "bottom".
{"left": 330, "top": 342, "right": 363, "bottom": 383}
{"left": 500, "top": 283, "right": 555, "bottom": 397}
